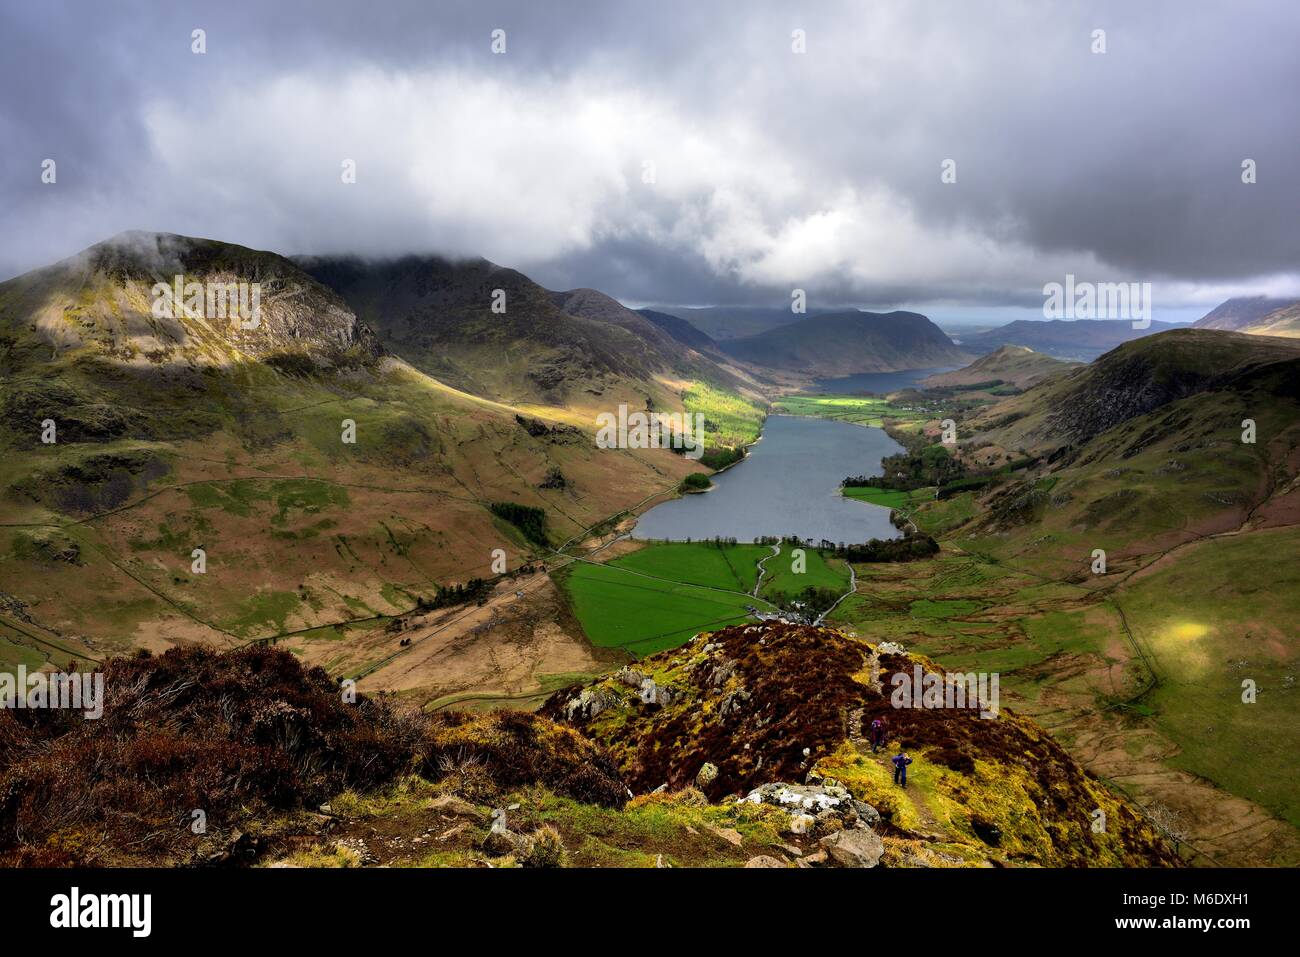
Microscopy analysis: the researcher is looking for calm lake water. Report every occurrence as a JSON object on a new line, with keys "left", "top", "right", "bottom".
{"left": 813, "top": 367, "right": 956, "bottom": 394}
{"left": 633, "top": 415, "right": 904, "bottom": 544}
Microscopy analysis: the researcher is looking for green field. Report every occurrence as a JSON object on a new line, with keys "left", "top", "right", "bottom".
{"left": 772, "top": 394, "right": 930, "bottom": 430}
{"left": 757, "top": 546, "right": 850, "bottom": 604}
{"left": 841, "top": 485, "right": 933, "bottom": 510}
{"left": 557, "top": 560, "right": 766, "bottom": 656}
{"left": 606, "top": 541, "right": 771, "bottom": 593}
{"left": 557, "top": 542, "right": 855, "bottom": 657}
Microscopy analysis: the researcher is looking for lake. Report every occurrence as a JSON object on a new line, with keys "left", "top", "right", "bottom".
{"left": 633, "top": 414, "right": 904, "bottom": 544}
{"left": 813, "top": 366, "right": 956, "bottom": 394}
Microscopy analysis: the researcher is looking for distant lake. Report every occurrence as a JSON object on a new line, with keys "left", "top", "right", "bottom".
{"left": 813, "top": 367, "right": 957, "bottom": 394}
{"left": 633, "top": 415, "right": 903, "bottom": 544}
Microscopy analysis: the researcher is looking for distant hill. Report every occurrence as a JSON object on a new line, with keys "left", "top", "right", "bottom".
{"left": 717, "top": 310, "right": 970, "bottom": 376}
{"left": 646, "top": 305, "right": 811, "bottom": 341}
{"left": 955, "top": 318, "right": 1181, "bottom": 362}
{"left": 1193, "top": 296, "right": 1300, "bottom": 338}
{"left": 920, "top": 345, "right": 1079, "bottom": 390}
{"left": 635, "top": 308, "right": 720, "bottom": 353}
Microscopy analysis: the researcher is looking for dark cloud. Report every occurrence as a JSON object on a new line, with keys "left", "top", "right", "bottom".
{"left": 2, "top": 0, "right": 1296, "bottom": 316}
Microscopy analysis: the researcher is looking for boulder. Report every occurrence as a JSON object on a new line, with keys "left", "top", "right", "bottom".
{"left": 482, "top": 827, "right": 535, "bottom": 858}
{"left": 744, "top": 855, "right": 788, "bottom": 868}
{"left": 561, "top": 686, "right": 612, "bottom": 722}
{"left": 617, "top": 666, "right": 648, "bottom": 689}
{"left": 695, "top": 762, "right": 719, "bottom": 789}
{"left": 853, "top": 799, "right": 882, "bottom": 827}
{"left": 819, "top": 828, "right": 884, "bottom": 868}
{"left": 706, "top": 824, "right": 743, "bottom": 847}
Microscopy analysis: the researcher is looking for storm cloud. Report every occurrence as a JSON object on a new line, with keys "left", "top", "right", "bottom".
{"left": 2, "top": 0, "right": 1297, "bottom": 319}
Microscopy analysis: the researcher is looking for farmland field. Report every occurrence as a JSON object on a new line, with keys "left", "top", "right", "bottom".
{"left": 772, "top": 394, "right": 930, "bottom": 430}
{"left": 607, "top": 541, "right": 771, "bottom": 593}
{"left": 557, "top": 541, "right": 855, "bottom": 657}
{"left": 556, "top": 560, "right": 766, "bottom": 656}
{"left": 757, "top": 546, "right": 850, "bottom": 604}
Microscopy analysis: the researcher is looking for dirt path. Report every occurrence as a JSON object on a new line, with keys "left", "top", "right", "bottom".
{"left": 752, "top": 544, "right": 780, "bottom": 597}
{"left": 816, "top": 558, "right": 857, "bottom": 625}
{"left": 844, "top": 691, "right": 951, "bottom": 841}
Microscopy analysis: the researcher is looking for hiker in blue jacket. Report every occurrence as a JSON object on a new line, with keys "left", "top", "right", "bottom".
{"left": 892, "top": 750, "right": 913, "bottom": 787}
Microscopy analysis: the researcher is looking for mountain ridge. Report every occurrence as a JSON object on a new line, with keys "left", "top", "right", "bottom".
{"left": 718, "top": 309, "right": 971, "bottom": 376}
{"left": 955, "top": 318, "right": 1182, "bottom": 362}
{"left": 1194, "top": 296, "right": 1300, "bottom": 338}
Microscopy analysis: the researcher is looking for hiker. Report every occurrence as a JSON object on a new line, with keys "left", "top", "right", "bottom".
{"left": 870, "top": 717, "right": 885, "bottom": 753}
{"left": 892, "top": 750, "right": 913, "bottom": 788}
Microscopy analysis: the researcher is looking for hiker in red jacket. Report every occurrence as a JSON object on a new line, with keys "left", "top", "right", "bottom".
{"left": 892, "top": 750, "right": 913, "bottom": 787}
{"left": 870, "top": 717, "right": 886, "bottom": 753}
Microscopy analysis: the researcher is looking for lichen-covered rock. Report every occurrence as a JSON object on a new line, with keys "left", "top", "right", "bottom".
{"left": 744, "top": 782, "right": 852, "bottom": 814}
{"left": 853, "top": 799, "right": 881, "bottom": 827}
{"left": 561, "top": 687, "right": 613, "bottom": 722}
{"left": 695, "top": 762, "right": 719, "bottom": 789}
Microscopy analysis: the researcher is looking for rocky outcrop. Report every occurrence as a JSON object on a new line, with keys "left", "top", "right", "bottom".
{"left": 544, "top": 621, "right": 1182, "bottom": 868}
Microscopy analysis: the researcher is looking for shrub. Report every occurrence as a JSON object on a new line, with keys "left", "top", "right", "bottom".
{"left": 524, "top": 826, "right": 567, "bottom": 868}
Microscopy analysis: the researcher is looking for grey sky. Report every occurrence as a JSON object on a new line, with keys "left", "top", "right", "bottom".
{"left": 2, "top": 0, "right": 1297, "bottom": 320}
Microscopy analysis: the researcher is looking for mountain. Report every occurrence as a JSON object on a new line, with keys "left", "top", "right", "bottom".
{"left": 1194, "top": 296, "right": 1300, "bottom": 338}
{"left": 296, "top": 254, "right": 725, "bottom": 409}
{"left": 920, "top": 345, "right": 1079, "bottom": 391}
{"left": 968, "top": 328, "right": 1300, "bottom": 451}
{"left": 635, "top": 308, "right": 720, "bottom": 353}
{"left": 0, "top": 232, "right": 704, "bottom": 706}
{"left": 548, "top": 287, "right": 740, "bottom": 387}
{"left": 716, "top": 310, "right": 969, "bottom": 376}
{"left": 0, "top": 231, "right": 380, "bottom": 375}
{"left": 955, "top": 318, "right": 1181, "bottom": 362}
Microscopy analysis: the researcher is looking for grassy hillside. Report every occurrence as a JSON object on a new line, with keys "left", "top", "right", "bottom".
{"left": 920, "top": 345, "right": 1079, "bottom": 390}
{"left": 811, "top": 329, "right": 1300, "bottom": 865}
